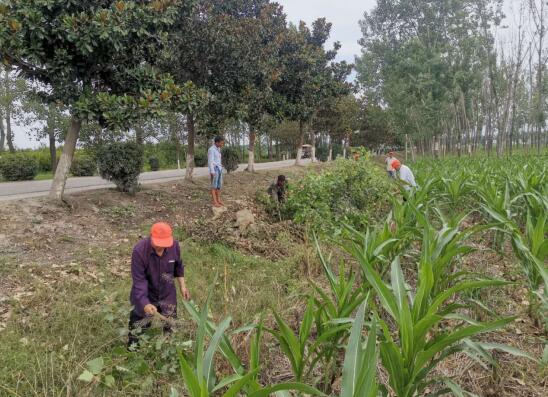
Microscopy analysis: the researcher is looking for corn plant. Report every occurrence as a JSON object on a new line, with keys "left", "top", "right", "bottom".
{"left": 181, "top": 291, "right": 324, "bottom": 397}
{"left": 349, "top": 251, "right": 514, "bottom": 396}
{"left": 477, "top": 179, "right": 525, "bottom": 250}
{"left": 508, "top": 212, "right": 548, "bottom": 328}
{"left": 414, "top": 209, "right": 491, "bottom": 297}
{"left": 339, "top": 224, "right": 399, "bottom": 275}
{"left": 307, "top": 239, "right": 369, "bottom": 390}
{"left": 339, "top": 300, "right": 380, "bottom": 397}
{"left": 267, "top": 299, "right": 316, "bottom": 382}
{"left": 178, "top": 286, "right": 258, "bottom": 397}
{"left": 440, "top": 173, "right": 472, "bottom": 209}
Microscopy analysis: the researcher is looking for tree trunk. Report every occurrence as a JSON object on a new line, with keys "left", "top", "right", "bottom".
{"left": 185, "top": 114, "right": 195, "bottom": 180}
{"left": 49, "top": 117, "right": 82, "bottom": 200}
{"left": 5, "top": 102, "right": 14, "bottom": 152}
{"left": 328, "top": 140, "right": 333, "bottom": 161}
{"left": 295, "top": 120, "right": 305, "bottom": 166}
{"left": 405, "top": 134, "right": 409, "bottom": 162}
{"left": 169, "top": 118, "right": 181, "bottom": 170}
{"left": 0, "top": 111, "right": 5, "bottom": 152}
{"left": 311, "top": 132, "right": 317, "bottom": 162}
{"left": 48, "top": 123, "right": 57, "bottom": 173}
{"left": 135, "top": 125, "right": 144, "bottom": 146}
{"left": 268, "top": 135, "right": 273, "bottom": 160}
{"left": 247, "top": 129, "right": 256, "bottom": 172}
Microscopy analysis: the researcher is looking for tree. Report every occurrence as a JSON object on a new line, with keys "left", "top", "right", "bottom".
{"left": 0, "top": 0, "right": 200, "bottom": 199}
{"left": 164, "top": 0, "right": 286, "bottom": 177}
{"left": 273, "top": 18, "right": 352, "bottom": 165}
{"left": 314, "top": 94, "right": 361, "bottom": 160}
{"left": 0, "top": 65, "right": 28, "bottom": 152}
{"left": 356, "top": 0, "right": 504, "bottom": 155}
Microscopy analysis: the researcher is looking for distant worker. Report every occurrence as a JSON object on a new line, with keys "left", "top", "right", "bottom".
{"left": 208, "top": 136, "right": 225, "bottom": 207}
{"left": 268, "top": 175, "right": 288, "bottom": 203}
{"left": 385, "top": 151, "right": 397, "bottom": 178}
{"left": 128, "top": 222, "right": 190, "bottom": 349}
{"left": 391, "top": 159, "right": 417, "bottom": 190}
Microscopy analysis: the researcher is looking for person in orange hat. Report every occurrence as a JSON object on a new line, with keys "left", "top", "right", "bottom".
{"left": 128, "top": 222, "right": 190, "bottom": 349}
{"left": 391, "top": 159, "right": 417, "bottom": 191}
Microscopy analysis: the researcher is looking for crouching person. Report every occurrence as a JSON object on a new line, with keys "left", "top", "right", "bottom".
{"left": 268, "top": 175, "right": 288, "bottom": 203}
{"left": 128, "top": 222, "right": 190, "bottom": 349}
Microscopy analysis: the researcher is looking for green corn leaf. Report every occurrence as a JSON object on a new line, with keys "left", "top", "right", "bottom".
{"left": 179, "top": 353, "right": 202, "bottom": 397}
{"left": 355, "top": 317, "right": 378, "bottom": 397}
{"left": 414, "top": 317, "right": 514, "bottom": 373}
{"left": 203, "top": 316, "right": 232, "bottom": 390}
{"left": 250, "top": 319, "right": 263, "bottom": 374}
{"left": 183, "top": 300, "right": 245, "bottom": 375}
{"left": 221, "top": 368, "right": 260, "bottom": 397}
{"left": 472, "top": 342, "right": 540, "bottom": 363}
{"left": 299, "top": 300, "right": 315, "bottom": 349}
{"left": 341, "top": 299, "right": 368, "bottom": 397}
{"left": 428, "top": 279, "right": 510, "bottom": 317}
{"left": 354, "top": 250, "right": 398, "bottom": 320}
{"left": 390, "top": 258, "right": 414, "bottom": 362}
{"left": 212, "top": 374, "right": 243, "bottom": 393}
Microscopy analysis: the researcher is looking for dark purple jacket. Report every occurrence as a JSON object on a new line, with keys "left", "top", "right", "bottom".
{"left": 130, "top": 238, "right": 184, "bottom": 317}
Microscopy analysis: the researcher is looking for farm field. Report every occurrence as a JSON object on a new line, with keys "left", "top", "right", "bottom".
{"left": 0, "top": 154, "right": 546, "bottom": 397}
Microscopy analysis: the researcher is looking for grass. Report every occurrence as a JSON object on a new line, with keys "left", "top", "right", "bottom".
{"left": 0, "top": 240, "right": 309, "bottom": 396}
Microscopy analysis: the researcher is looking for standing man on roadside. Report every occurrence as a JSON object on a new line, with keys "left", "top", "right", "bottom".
{"left": 391, "top": 159, "right": 417, "bottom": 191}
{"left": 208, "top": 136, "right": 225, "bottom": 207}
{"left": 385, "top": 151, "right": 397, "bottom": 178}
{"left": 128, "top": 222, "right": 190, "bottom": 349}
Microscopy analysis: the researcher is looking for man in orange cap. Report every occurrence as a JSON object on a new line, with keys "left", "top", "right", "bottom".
{"left": 128, "top": 222, "right": 190, "bottom": 348}
{"left": 391, "top": 159, "right": 417, "bottom": 191}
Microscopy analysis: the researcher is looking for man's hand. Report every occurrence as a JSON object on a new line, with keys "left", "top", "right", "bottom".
{"left": 181, "top": 286, "right": 191, "bottom": 300}
{"left": 143, "top": 304, "right": 158, "bottom": 316}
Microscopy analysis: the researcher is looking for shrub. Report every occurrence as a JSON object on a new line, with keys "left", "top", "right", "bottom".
{"left": 0, "top": 153, "right": 39, "bottom": 181}
{"left": 284, "top": 157, "right": 392, "bottom": 233}
{"left": 221, "top": 146, "right": 241, "bottom": 173}
{"left": 194, "top": 149, "right": 207, "bottom": 167}
{"left": 148, "top": 156, "right": 160, "bottom": 171}
{"left": 25, "top": 148, "right": 56, "bottom": 172}
{"left": 70, "top": 155, "right": 97, "bottom": 176}
{"left": 97, "top": 142, "right": 144, "bottom": 195}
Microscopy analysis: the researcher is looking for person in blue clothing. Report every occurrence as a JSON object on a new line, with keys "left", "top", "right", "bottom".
{"left": 208, "top": 136, "right": 225, "bottom": 207}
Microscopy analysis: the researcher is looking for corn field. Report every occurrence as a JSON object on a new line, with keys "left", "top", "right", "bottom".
{"left": 78, "top": 154, "right": 546, "bottom": 396}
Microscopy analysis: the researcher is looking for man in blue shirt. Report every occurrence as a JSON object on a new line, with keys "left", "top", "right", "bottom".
{"left": 208, "top": 136, "right": 225, "bottom": 207}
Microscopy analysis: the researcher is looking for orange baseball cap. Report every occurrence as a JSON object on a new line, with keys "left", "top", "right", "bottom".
{"left": 150, "top": 222, "right": 174, "bottom": 248}
{"left": 391, "top": 159, "right": 401, "bottom": 169}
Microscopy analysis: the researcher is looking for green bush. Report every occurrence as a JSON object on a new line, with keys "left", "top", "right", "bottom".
{"left": 194, "top": 149, "right": 207, "bottom": 167}
{"left": 221, "top": 146, "right": 241, "bottom": 173}
{"left": 284, "top": 157, "right": 392, "bottom": 233}
{"left": 71, "top": 155, "right": 97, "bottom": 176}
{"left": 0, "top": 153, "right": 39, "bottom": 181}
{"left": 97, "top": 142, "right": 144, "bottom": 195}
{"left": 148, "top": 156, "right": 160, "bottom": 171}
{"left": 25, "top": 149, "right": 54, "bottom": 172}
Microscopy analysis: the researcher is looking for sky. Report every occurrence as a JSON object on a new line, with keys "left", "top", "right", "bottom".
{"left": 12, "top": 0, "right": 524, "bottom": 149}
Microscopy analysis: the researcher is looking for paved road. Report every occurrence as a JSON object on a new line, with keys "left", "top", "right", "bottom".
{"left": 0, "top": 159, "right": 305, "bottom": 202}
